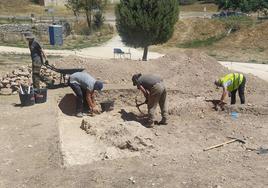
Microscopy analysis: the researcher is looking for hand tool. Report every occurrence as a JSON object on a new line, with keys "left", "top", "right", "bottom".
{"left": 203, "top": 137, "right": 245, "bottom": 151}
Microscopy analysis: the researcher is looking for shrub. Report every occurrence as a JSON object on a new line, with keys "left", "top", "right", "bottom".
{"left": 93, "top": 11, "right": 104, "bottom": 29}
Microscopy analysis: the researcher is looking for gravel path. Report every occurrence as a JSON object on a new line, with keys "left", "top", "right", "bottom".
{"left": 219, "top": 61, "right": 268, "bottom": 82}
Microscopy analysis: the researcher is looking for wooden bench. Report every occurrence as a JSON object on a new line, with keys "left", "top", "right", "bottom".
{"left": 113, "top": 48, "right": 131, "bottom": 59}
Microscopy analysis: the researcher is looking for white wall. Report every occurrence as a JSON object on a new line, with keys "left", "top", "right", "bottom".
{"left": 44, "top": 0, "right": 67, "bottom": 6}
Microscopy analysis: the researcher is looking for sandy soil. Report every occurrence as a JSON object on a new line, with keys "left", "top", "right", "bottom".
{"left": 0, "top": 50, "right": 268, "bottom": 187}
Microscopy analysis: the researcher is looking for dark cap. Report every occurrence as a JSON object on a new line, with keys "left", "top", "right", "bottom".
{"left": 94, "top": 81, "right": 103, "bottom": 91}
{"left": 132, "top": 73, "right": 142, "bottom": 86}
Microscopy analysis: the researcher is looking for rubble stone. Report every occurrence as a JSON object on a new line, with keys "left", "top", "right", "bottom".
{"left": 0, "top": 88, "right": 12, "bottom": 95}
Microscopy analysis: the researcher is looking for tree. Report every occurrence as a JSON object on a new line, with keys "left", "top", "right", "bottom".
{"left": 241, "top": 0, "right": 268, "bottom": 14}
{"left": 215, "top": 0, "right": 241, "bottom": 10}
{"left": 66, "top": 0, "right": 107, "bottom": 30}
{"left": 215, "top": 0, "right": 268, "bottom": 13}
{"left": 116, "top": 0, "right": 179, "bottom": 61}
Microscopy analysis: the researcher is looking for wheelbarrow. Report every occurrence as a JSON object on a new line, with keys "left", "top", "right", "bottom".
{"left": 43, "top": 60, "right": 84, "bottom": 84}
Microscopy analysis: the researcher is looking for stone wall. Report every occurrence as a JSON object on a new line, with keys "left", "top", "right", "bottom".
{"left": 0, "top": 23, "right": 49, "bottom": 34}
{"left": 0, "top": 22, "right": 71, "bottom": 43}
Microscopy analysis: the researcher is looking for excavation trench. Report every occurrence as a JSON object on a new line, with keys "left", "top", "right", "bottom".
{"left": 57, "top": 88, "right": 267, "bottom": 167}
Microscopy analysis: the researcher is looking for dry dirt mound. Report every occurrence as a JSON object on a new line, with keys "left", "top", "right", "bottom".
{"left": 215, "top": 21, "right": 268, "bottom": 50}
{"left": 165, "top": 18, "right": 227, "bottom": 46}
{"left": 53, "top": 50, "right": 268, "bottom": 105}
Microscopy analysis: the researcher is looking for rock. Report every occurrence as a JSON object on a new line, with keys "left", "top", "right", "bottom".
{"left": 28, "top": 145, "right": 33, "bottom": 148}
{"left": 103, "top": 80, "right": 109, "bottom": 84}
{"left": 1, "top": 79, "right": 9, "bottom": 84}
{"left": 0, "top": 88, "right": 12, "bottom": 95}
{"left": 128, "top": 177, "right": 136, "bottom": 184}
{"left": 155, "top": 132, "right": 160, "bottom": 136}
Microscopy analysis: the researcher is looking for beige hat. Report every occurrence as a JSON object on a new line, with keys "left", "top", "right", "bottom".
{"left": 24, "top": 32, "right": 35, "bottom": 39}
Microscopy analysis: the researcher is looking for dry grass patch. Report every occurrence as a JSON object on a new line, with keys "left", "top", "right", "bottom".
{"left": 180, "top": 2, "right": 218, "bottom": 12}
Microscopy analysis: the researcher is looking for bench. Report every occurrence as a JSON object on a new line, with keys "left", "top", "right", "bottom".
{"left": 113, "top": 48, "right": 131, "bottom": 59}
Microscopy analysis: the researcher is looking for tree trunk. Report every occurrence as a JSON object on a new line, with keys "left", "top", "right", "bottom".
{"left": 85, "top": 10, "right": 91, "bottom": 31}
{"left": 142, "top": 46, "right": 148, "bottom": 61}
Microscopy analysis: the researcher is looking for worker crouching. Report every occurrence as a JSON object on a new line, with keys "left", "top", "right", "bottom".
{"left": 67, "top": 72, "right": 103, "bottom": 117}
{"left": 132, "top": 73, "right": 168, "bottom": 128}
{"left": 215, "top": 73, "right": 246, "bottom": 108}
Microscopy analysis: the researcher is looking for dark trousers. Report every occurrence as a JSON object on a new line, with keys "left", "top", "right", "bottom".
{"left": 231, "top": 76, "right": 246, "bottom": 104}
{"left": 69, "top": 82, "right": 89, "bottom": 113}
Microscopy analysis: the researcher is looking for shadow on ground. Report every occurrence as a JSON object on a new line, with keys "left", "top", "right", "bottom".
{"left": 58, "top": 93, "right": 76, "bottom": 116}
{"left": 119, "top": 109, "right": 148, "bottom": 127}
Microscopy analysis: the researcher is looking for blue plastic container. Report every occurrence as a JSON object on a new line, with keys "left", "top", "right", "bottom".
{"left": 49, "top": 25, "right": 63, "bottom": 45}
{"left": 231, "top": 111, "right": 238, "bottom": 119}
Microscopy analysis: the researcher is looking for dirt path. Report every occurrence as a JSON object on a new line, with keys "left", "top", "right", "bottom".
{"left": 0, "top": 35, "right": 163, "bottom": 60}
{"left": 219, "top": 61, "right": 268, "bottom": 82}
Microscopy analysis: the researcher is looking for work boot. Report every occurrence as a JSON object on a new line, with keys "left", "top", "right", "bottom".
{"left": 158, "top": 117, "right": 168, "bottom": 125}
{"left": 76, "top": 112, "right": 83, "bottom": 118}
{"left": 146, "top": 119, "right": 154, "bottom": 128}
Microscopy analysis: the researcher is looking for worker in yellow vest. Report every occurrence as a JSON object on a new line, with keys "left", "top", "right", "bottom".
{"left": 214, "top": 73, "right": 246, "bottom": 106}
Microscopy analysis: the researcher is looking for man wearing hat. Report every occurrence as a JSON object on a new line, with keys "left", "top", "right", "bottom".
{"left": 214, "top": 73, "right": 246, "bottom": 107}
{"left": 67, "top": 71, "right": 103, "bottom": 117}
{"left": 132, "top": 73, "right": 168, "bottom": 127}
{"left": 25, "top": 32, "right": 47, "bottom": 89}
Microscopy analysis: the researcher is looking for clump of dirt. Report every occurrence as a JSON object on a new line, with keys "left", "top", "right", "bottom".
{"left": 81, "top": 114, "right": 154, "bottom": 152}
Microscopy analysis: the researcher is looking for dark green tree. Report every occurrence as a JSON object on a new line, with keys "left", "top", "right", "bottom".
{"left": 215, "top": 0, "right": 241, "bottom": 10}
{"left": 66, "top": 0, "right": 107, "bottom": 30}
{"left": 116, "top": 0, "right": 179, "bottom": 61}
{"left": 241, "top": 0, "right": 268, "bottom": 14}
{"left": 215, "top": 0, "right": 268, "bottom": 13}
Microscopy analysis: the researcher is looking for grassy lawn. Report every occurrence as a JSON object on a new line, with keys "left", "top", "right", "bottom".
{"left": 176, "top": 33, "right": 226, "bottom": 48}
{"left": 180, "top": 2, "right": 218, "bottom": 12}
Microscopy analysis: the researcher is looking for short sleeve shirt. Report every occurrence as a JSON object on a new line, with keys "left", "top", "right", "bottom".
{"left": 137, "top": 74, "right": 162, "bottom": 90}
{"left": 69, "top": 72, "right": 96, "bottom": 91}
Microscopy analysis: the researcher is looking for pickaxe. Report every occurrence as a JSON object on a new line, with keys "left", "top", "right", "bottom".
{"left": 135, "top": 96, "right": 147, "bottom": 115}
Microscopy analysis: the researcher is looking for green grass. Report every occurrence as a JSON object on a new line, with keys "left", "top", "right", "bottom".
{"left": 0, "top": 25, "right": 114, "bottom": 50}
{"left": 176, "top": 34, "right": 226, "bottom": 48}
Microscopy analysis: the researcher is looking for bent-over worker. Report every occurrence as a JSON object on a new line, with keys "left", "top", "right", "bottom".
{"left": 67, "top": 72, "right": 103, "bottom": 117}
{"left": 214, "top": 73, "right": 246, "bottom": 106}
{"left": 132, "top": 73, "right": 168, "bottom": 127}
{"left": 25, "top": 32, "right": 47, "bottom": 89}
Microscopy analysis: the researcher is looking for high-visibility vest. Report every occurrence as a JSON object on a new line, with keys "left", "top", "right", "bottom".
{"left": 219, "top": 73, "right": 244, "bottom": 92}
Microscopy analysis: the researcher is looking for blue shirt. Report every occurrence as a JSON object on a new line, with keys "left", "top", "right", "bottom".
{"left": 70, "top": 72, "right": 96, "bottom": 91}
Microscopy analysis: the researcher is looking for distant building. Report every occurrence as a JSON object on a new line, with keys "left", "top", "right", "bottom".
{"left": 39, "top": 0, "right": 67, "bottom": 6}
{"left": 39, "top": 0, "right": 119, "bottom": 6}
